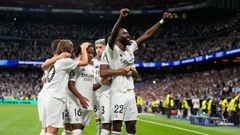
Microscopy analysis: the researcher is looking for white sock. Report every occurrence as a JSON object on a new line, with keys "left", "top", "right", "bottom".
{"left": 61, "top": 130, "right": 71, "bottom": 135}
{"left": 126, "top": 133, "right": 134, "bottom": 135}
{"left": 100, "top": 129, "right": 110, "bottom": 135}
{"left": 46, "top": 133, "right": 55, "bottom": 135}
{"left": 72, "top": 129, "right": 82, "bottom": 135}
{"left": 112, "top": 131, "right": 121, "bottom": 135}
{"left": 40, "top": 129, "right": 46, "bottom": 135}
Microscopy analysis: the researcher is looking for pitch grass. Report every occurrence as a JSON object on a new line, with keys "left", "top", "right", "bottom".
{"left": 0, "top": 104, "right": 239, "bottom": 135}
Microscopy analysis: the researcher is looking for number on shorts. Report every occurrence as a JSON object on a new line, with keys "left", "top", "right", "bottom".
{"left": 74, "top": 108, "right": 82, "bottom": 116}
{"left": 114, "top": 105, "right": 123, "bottom": 113}
{"left": 101, "top": 106, "right": 105, "bottom": 114}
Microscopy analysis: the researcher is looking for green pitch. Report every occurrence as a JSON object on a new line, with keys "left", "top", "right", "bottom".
{"left": 0, "top": 104, "right": 239, "bottom": 135}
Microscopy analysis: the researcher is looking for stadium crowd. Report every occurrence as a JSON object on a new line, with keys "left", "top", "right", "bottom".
{"left": 1, "top": 0, "right": 206, "bottom": 9}
{"left": 0, "top": 12, "right": 239, "bottom": 62}
{"left": 0, "top": 70, "right": 42, "bottom": 100}
{"left": 136, "top": 67, "right": 240, "bottom": 102}
{"left": 0, "top": 12, "right": 239, "bottom": 40}
{"left": 1, "top": 30, "right": 239, "bottom": 62}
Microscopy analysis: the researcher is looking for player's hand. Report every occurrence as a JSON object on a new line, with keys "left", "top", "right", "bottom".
{"left": 41, "top": 76, "right": 47, "bottom": 83}
{"left": 162, "top": 12, "right": 173, "bottom": 20}
{"left": 119, "top": 66, "right": 131, "bottom": 75}
{"left": 126, "top": 71, "right": 133, "bottom": 77}
{"left": 79, "top": 95, "right": 89, "bottom": 109}
{"left": 58, "top": 52, "right": 71, "bottom": 59}
{"left": 120, "top": 8, "right": 130, "bottom": 18}
{"left": 80, "top": 42, "right": 91, "bottom": 50}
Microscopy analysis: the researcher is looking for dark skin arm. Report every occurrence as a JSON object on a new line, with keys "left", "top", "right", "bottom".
{"left": 100, "top": 64, "right": 130, "bottom": 77}
{"left": 93, "top": 78, "right": 112, "bottom": 91}
{"left": 128, "top": 67, "right": 139, "bottom": 79}
{"left": 108, "top": 8, "right": 130, "bottom": 50}
{"left": 135, "top": 12, "right": 172, "bottom": 45}
{"left": 68, "top": 81, "right": 89, "bottom": 109}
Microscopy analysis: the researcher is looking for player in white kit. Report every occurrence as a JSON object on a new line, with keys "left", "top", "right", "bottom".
{"left": 64, "top": 44, "right": 105, "bottom": 135}
{"left": 41, "top": 40, "right": 90, "bottom": 135}
{"left": 93, "top": 38, "right": 113, "bottom": 135}
{"left": 101, "top": 9, "right": 173, "bottom": 135}
{"left": 38, "top": 39, "right": 71, "bottom": 135}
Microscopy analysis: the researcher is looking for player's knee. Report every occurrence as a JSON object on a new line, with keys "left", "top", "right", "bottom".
{"left": 126, "top": 122, "right": 136, "bottom": 134}
{"left": 47, "top": 126, "right": 58, "bottom": 135}
{"left": 102, "top": 123, "right": 111, "bottom": 131}
{"left": 126, "top": 127, "right": 136, "bottom": 134}
{"left": 112, "top": 121, "right": 122, "bottom": 132}
{"left": 72, "top": 124, "right": 83, "bottom": 130}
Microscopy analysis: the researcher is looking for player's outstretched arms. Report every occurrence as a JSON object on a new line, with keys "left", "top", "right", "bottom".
{"left": 77, "top": 42, "right": 90, "bottom": 66}
{"left": 135, "top": 12, "right": 172, "bottom": 45}
{"left": 68, "top": 81, "right": 89, "bottom": 109}
{"left": 41, "top": 52, "right": 71, "bottom": 70}
{"left": 108, "top": 8, "right": 130, "bottom": 50}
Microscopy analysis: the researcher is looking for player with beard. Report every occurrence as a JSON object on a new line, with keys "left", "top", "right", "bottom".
{"left": 101, "top": 9, "right": 172, "bottom": 135}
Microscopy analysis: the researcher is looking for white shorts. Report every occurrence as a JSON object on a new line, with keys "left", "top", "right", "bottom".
{"left": 111, "top": 90, "right": 138, "bottom": 121}
{"left": 43, "top": 95, "right": 65, "bottom": 128}
{"left": 64, "top": 96, "right": 82, "bottom": 124}
{"left": 38, "top": 90, "right": 46, "bottom": 122}
{"left": 99, "top": 91, "right": 111, "bottom": 124}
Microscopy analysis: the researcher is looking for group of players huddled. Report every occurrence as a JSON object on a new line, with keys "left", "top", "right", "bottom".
{"left": 38, "top": 9, "right": 173, "bottom": 135}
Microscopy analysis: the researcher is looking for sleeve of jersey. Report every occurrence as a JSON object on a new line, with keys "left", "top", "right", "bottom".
{"left": 69, "top": 70, "right": 77, "bottom": 82}
{"left": 101, "top": 52, "right": 109, "bottom": 65}
{"left": 106, "top": 44, "right": 119, "bottom": 58}
{"left": 129, "top": 40, "right": 138, "bottom": 53}
{"left": 61, "top": 58, "right": 79, "bottom": 70}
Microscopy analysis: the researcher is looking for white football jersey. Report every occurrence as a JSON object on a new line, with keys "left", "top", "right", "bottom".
{"left": 93, "top": 55, "right": 111, "bottom": 94}
{"left": 105, "top": 40, "right": 138, "bottom": 93}
{"left": 69, "top": 64, "right": 97, "bottom": 110}
{"left": 45, "top": 58, "right": 79, "bottom": 101}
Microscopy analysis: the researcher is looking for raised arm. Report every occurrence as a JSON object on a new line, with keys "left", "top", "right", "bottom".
{"left": 135, "top": 12, "right": 172, "bottom": 45}
{"left": 41, "top": 52, "right": 71, "bottom": 70}
{"left": 108, "top": 8, "right": 130, "bottom": 50}
{"left": 77, "top": 42, "right": 90, "bottom": 66}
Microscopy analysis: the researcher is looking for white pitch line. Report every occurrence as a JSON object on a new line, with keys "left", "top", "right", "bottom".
{"left": 138, "top": 118, "right": 210, "bottom": 135}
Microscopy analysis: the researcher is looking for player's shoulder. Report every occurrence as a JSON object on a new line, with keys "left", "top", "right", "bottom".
{"left": 130, "top": 40, "right": 137, "bottom": 46}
